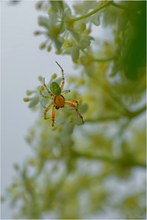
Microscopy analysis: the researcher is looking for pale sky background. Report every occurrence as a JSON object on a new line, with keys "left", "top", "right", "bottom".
{"left": 1, "top": 1, "right": 146, "bottom": 219}
{"left": 1, "top": 1, "right": 74, "bottom": 218}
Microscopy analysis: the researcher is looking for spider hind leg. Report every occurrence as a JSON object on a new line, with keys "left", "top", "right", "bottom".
{"left": 52, "top": 106, "right": 56, "bottom": 127}
{"left": 44, "top": 103, "right": 53, "bottom": 120}
{"left": 65, "top": 101, "right": 84, "bottom": 123}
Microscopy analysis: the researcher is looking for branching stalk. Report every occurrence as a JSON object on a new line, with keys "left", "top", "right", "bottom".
{"left": 93, "top": 57, "right": 115, "bottom": 62}
{"left": 71, "top": 1, "right": 111, "bottom": 22}
{"left": 85, "top": 105, "right": 146, "bottom": 124}
{"left": 72, "top": 150, "right": 146, "bottom": 169}
{"left": 110, "top": 1, "right": 128, "bottom": 11}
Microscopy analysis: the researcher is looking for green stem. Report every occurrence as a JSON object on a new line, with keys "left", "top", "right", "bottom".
{"left": 110, "top": 2, "right": 127, "bottom": 11}
{"left": 85, "top": 115, "right": 122, "bottom": 123}
{"left": 93, "top": 57, "right": 115, "bottom": 62}
{"left": 72, "top": 150, "right": 146, "bottom": 169}
{"left": 85, "top": 105, "right": 146, "bottom": 124}
{"left": 71, "top": 1, "right": 111, "bottom": 22}
{"left": 126, "top": 105, "right": 146, "bottom": 119}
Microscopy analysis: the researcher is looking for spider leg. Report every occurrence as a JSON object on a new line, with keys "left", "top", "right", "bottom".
{"left": 42, "top": 78, "right": 54, "bottom": 97}
{"left": 52, "top": 106, "right": 56, "bottom": 127}
{"left": 55, "top": 61, "right": 65, "bottom": 90}
{"left": 65, "top": 101, "right": 84, "bottom": 123}
{"left": 62, "top": 90, "right": 70, "bottom": 94}
{"left": 66, "top": 99, "right": 79, "bottom": 107}
{"left": 44, "top": 103, "right": 53, "bottom": 119}
{"left": 40, "top": 91, "right": 49, "bottom": 98}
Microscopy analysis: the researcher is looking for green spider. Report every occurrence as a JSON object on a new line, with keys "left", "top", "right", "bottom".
{"left": 40, "top": 61, "right": 84, "bottom": 127}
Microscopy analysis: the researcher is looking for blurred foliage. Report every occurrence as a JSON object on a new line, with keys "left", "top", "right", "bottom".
{"left": 5, "top": 0, "right": 146, "bottom": 219}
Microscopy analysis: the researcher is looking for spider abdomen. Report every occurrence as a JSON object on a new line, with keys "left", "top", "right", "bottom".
{"left": 50, "top": 82, "right": 61, "bottom": 95}
{"left": 54, "top": 95, "right": 65, "bottom": 109}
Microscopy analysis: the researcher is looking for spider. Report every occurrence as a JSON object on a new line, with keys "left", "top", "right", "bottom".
{"left": 40, "top": 61, "right": 84, "bottom": 127}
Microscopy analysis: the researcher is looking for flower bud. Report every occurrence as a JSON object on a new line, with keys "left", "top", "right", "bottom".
{"left": 39, "top": 42, "right": 46, "bottom": 49}
{"left": 38, "top": 75, "right": 43, "bottom": 82}
{"left": 52, "top": 73, "right": 57, "bottom": 79}
{"left": 34, "top": 31, "right": 42, "bottom": 36}
{"left": 47, "top": 45, "right": 52, "bottom": 52}
{"left": 39, "top": 85, "right": 45, "bottom": 91}
{"left": 26, "top": 90, "right": 33, "bottom": 96}
{"left": 23, "top": 97, "right": 30, "bottom": 102}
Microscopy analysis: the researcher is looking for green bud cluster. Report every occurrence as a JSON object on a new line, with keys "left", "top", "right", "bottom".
{"left": 35, "top": 1, "right": 107, "bottom": 62}
{"left": 23, "top": 75, "right": 49, "bottom": 109}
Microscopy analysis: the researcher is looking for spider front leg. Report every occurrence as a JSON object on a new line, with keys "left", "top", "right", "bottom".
{"left": 42, "top": 78, "right": 54, "bottom": 97}
{"left": 65, "top": 101, "right": 84, "bottom": 123}
{"left": 62, "top": 90, "right": 70, "bottom": 94}
{"left": 44, "top": 103, "right": 53, "bottom": 119}
{"left": 55, "top": 61, "right": 65, "bottom": 90}
{"left": 40, "top": 91, "right": 49, "bottom": 99}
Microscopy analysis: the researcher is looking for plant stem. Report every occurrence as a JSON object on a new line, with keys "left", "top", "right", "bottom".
{"left": 110, "top": 1, "right": 127, "bottom": 11}
{"left": 72, "top": 150, "right": 146, "bottom": 169}
{"left": 126, "top": 105, "right": 146, "bottom": 119}
{"left": 71, "top": 1, "right": 111, "bottom": 22}
{"left": 85, "top": 115, "right": 122, "bottom": 123}
{"left": 85, "top": 105, "right": 146, "bottom": 124}
{"left": 93, "top": 57, "right": 115, "bottom": 62}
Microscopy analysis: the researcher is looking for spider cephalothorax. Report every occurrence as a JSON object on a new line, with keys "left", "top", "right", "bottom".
{"left": 40, "top": 61, "right": 84, "bottom": 127}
